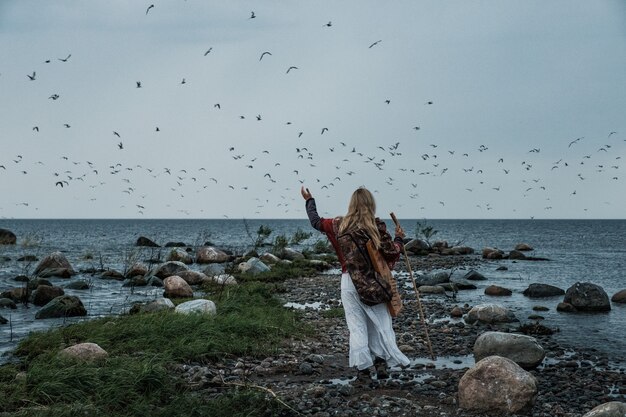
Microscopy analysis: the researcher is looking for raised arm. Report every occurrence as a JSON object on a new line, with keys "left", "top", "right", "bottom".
{"left": 302, "top": 186, "right": 322, "bottom": 231}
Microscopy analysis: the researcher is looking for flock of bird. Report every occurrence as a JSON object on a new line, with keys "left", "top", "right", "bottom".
{"left": 0, "top": 5, "right": 623, "bottom": 219}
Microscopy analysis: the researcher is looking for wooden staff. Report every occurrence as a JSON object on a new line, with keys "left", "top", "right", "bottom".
{"left": 390, "top": 212, "right": 436, "bottom": 361}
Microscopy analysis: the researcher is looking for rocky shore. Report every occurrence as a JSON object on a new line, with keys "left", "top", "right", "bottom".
{"left": 175, "top": 254, "right": 626, "bottom": 417}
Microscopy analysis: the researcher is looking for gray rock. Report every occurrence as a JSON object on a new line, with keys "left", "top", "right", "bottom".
{"left": 556, "top": 302, "right": 577, "bottom": 312}
{"left": 238, "top": 257, "right": 270, "bottom": 275}
{"left": 0, "top": 228, "right": 17, "bottom": 245}
{"left": 136, "top": 236, "right": 159, "bottom": 247}
{"left": 64, "top": 280, "right": 90, "bottom": 290}
{"left": 205, "top": 274, "right": 238, "bottom": 286}
{"left": 416, "top": 270, "right": 450, "bottom": 286}
{"left": 202, "top": 263, "right": 226, "bottom": 277}
{"left": 166, "top": 249, "right": 193, "bottom": 264}
{"left": 125, "top": 263, "right": 148, "bottom": 278}
{"left": 418, "top": 285, "right": 446, "bottom": 294}
{"left": 405, "top": 239, "right": 431, "bottom": 253}
{"left": 563, "top": 282, "right": 611, "bottom": 312}
{"left": 458, "top": 356, "right": 538, "bottom": 414}
{"left": 130, "top": 298, "right": 174, "bottom": 314}
{"left": 473, "top": 331, "right": 545, "bottom": 369}
{"left": 35, "top": 295, "right": 87, "bottom": 319}
{"left": 260, "top": 252, "right": 281, "bottom": 264}
{"left": 465, "top": 304, "right": 518, "bottom": 324}
{"left": 464, "top": 270, "right": 487, "bottom": 281}
{"left": 0, "top": 315, "right": 7, "bottom": 325}
{"left": 101, "top": 269, "right": 125, "bottom": 280}
{"left": 147, "top": 276, "right": 163, "bottom": 287}
{"left": 482, "top": 247, "right": 504, "bottom": 259}
{"left": 582, "top": 401, "right": 626, "bottom": 417}
{"left": 522, "top": 283, "right": 565, "bottom": 298}
{"left": 122, "top": 276, "right": 148, "bottom": 287}
{"left": 151, "top": 261, "right": 189, "bottom": 279}
{"left": 34, "top": 251, "right": 76, "bottom": 277}
{"left": 164, "top": 241, "right": 187, "bottom": 247}
{"left": 175, "top": 299, "right": 216, "bottom": 315}
{"left": 1, "top": 288, "right": 28, "bottom": 303}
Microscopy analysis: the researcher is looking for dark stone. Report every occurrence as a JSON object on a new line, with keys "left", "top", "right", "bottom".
{"left": 0, "top": 298, "right": 17, "bottom": 309}
{"left": 28, "top": 278, "right": 52, "bottom": 290}
{"left": 496, "top": 266, "right": 508, "bottom": 271}
{"left": 100, "top": 270, "right": 125, "bottom": 280}
{"left": 34, "top": 252, "right": 75, "bottom": 277}
{"left": 485, "top": 285, "right": 512, "bottom": 296}
{"left": 0, "top": 228, "right": 17, "bottom": 245}
{"left": 64, "top": 280, "right": 90, "bottom": 290}
{"left": 164, "top": 241, "right": 187, "bottom": 247}
{"left": 0, "top": 288, "right": 29, "bottom": 303}
{"left": 13, "top": 275, "right": 30, "bottom": 282}
{"left": 0, "top": 315, "right": 7, "bottom": 324}
{"left": 464, "top": 270, "right": 487, "bottom": 281}
{"left": 611, "top": 289, "right": 626, "bottom": 303}
{"left": 31, "top": 286, "right": 65, "bottom": 306}
{"left": 508, "top": 250, "right": 527, "bottom": 260}
{"left": 563, "top": 282, "right": 611, "bottom": 312}
{"left": 523, "top": 283, "right": 565, "bottom": 298}
{"left": 122, "top": 276, "right": 148, "bottom": 287}
{"left": 35, "top": 295, "right": 87, "bottom": 319}
{"left": 136, "top": 236, "right": 160, "bottom": 247}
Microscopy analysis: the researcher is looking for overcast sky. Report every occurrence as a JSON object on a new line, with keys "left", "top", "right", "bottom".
{"left": 1, "top": 1, "right": 625, "bottom": 219}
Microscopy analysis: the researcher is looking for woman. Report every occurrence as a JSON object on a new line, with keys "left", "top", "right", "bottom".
{"left": 301, "top": 186, "right": 410, "bottom": 385}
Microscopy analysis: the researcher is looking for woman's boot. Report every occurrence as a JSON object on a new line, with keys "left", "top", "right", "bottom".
{"left": 374, "top": 357, "right": 389, "bottom": 380}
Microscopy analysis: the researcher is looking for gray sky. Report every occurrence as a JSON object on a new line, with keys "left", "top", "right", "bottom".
{"left": 1, "top": 1, "right": 625, "bottom": 219}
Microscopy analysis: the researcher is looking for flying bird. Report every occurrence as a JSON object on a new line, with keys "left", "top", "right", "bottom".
{"left": 286, "top": 66, "right": 298, "bottom": 74}
{"left": 146, "top": 4, "right": 154, "bottom": 14}
{"left": 259, "top": 51, "right": 272, "bottom": 61}
{"left": 368, "top": 40, "right": 382, "bottom": 48}
{"left": 117, "top": 142, "right": 123, "bottom": 149}
{"left": 27, "top": 72, "right": 36, "bottom": 81}
{"left": 204, "top": 47, "right": 212, "bottom": 56}
{"left": 58, "top": 54, "right": 71, "bottom": 62}
{"left": 136, "top": 81, "right": 142, "bottom": 88}
{"left": 113, "top": 131, "right": 120, "bottom": 137}
{"left": 249, "top": 11, "right": 256, "bottom": 19}
{"left": 568, "top": 137, "right": 583, "bottom": 147}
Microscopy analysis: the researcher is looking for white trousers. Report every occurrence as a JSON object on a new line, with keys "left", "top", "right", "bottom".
{"left": 341, "top": 272, "right": 411, "bottom": 370}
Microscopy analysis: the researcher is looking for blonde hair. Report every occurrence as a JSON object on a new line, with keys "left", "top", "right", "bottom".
{"left": 338, "top": 187, "right": 381, "bottom": 248}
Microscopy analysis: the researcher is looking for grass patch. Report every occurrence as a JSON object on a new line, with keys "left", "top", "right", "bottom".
{"left": 321, "top": 307, "right": 345, "bottom": 319}
{"left": 1, "top": 282, "right": 309, "bottom": 416}
{"left": 235, "top": 259, "right": 320, "bottom": 283}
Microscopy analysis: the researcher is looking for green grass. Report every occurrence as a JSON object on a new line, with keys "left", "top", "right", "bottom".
{"left": 234, "top": 259, "right": 322, "bottom": 283}
{"left": 0, "top": 282, "right": 309, "bottom": 416}
{"left": 321, "top": 307, "right": 345, "bottom": 319}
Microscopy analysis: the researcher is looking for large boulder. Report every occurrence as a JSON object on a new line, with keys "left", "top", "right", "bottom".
{"left": 238, "top": 257, "right": 270, "bottom": 275}
{"left": 0, "top": 288, "right": 29, "bottom": 303}
{"left": 449, "top": 246, "right": 474, "bottom": 255}
{"left": 515, "top": 243, "right": 534, "bottom": 251}
{"left": 60, "top": 343, "right": 108, "bottom": 361}
{"left": 279, "top": 248, "right": 305, "bottom": 261}
{"left": 129, "top": 298, "right": 175, "bottom": 314}
{"left": 205, "top": 274, "right": 238, "bottom": 286}
{"left": 163, "top": 275, "right": 193, "bottom": 298}
{"left": 582, "top": 401, "right": 626, "bottom": 417}
{"left": 611, "top": 289, "right": 626, "bottom": 304}
{"left": 416, "top": 271, "right": 450, "bottom": 286}
{"left": 563, "top": 282, "right": 611, "bottom": 312}
{"left": 508, "top": 250, "right": 527, "bottom": 260}
{"left": 31, "top": 285, "right": 65, "bottom": 306}
{"left": 465, "top": 304, "right": 518, "bottom": 324}
{"left": 175, "top": 299, "right": 217, "bottom": 315}
{"left": 34, "top": 251, "right": 75, "bottom": 277}
{"left": 404, "top": 239, "right": 431, "bottom": 253}
{"left": 473, "top": 331, "right": 545, "bottom": 369}
{"left": 458, "top": 356, "right": 538, "bottom": 414}
{"left": 523, "top": 283, "right": 565, "bottom": 298}
{"left": 35, "top": 295, "right": 87, "bottom": 319}
{"left": 177, "top": 270, "right": 209, "bottom": 285}
{"left": 151, "top": 261, "right": 189, "bottom": 279}
{"left": 136, "top": 236, "right": 159, "bottom": 247}
{"left": 0, "top": 228, "right": 17, "bottom": 245}
{"left": 196, "top": 246, "right": 231, "bottom": 264}
{"left": 166, "top": 249, "right": 193, "bottom": 264}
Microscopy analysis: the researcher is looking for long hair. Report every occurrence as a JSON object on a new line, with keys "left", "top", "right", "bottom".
{"left": 338, "top": 187, "right": 381, "bottom": 248}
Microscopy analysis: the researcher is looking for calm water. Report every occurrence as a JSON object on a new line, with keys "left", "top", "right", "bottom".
{"left": 0, "top": 219, "right": 625, "bottom": 365}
